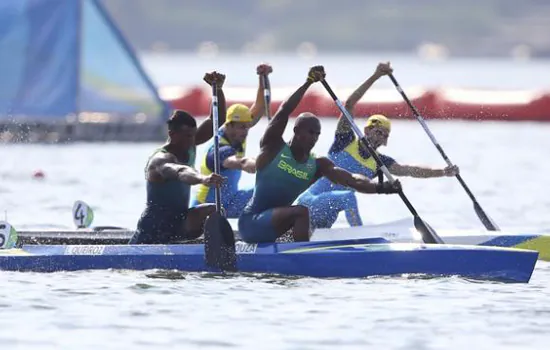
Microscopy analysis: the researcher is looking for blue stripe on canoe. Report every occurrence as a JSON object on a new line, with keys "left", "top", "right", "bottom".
{"left": 20, "top": 237, "right": 392, "bottom": 256}
{"left": 3, "top": 240, "right": 538, "bottom": 282}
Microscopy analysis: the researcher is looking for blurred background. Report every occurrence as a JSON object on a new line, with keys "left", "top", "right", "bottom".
{"left": 2, "top": 4, "right": 550, "bottom": 349}
{"left": 0, "top": 0, "right": 549, "bottom": 142}
{"left": 105, "top": 0, "right": 550, "bottom": 58}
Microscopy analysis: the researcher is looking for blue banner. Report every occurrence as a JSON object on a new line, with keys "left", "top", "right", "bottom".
{"left": 0, "top": 0, "right": 79, "bottom": 118}
{"left": 0, "top": 0, "right": 168, "bottom": 123}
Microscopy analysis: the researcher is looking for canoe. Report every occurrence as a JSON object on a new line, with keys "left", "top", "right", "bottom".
{"left": 14, "top": 218, "right": 550, "bottom": 261}
{"left": 12, "top": 201, "right": 549, "bottom": 262}
{"left": 0, "top": 237, "right": 539, "bottom": 283}
{"left": 317, "top": 219, "right": 550, "bottom": 261}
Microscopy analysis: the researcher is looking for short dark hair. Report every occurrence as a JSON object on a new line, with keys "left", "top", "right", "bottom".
{"left": 167, "top": 110, "right": 197, "bottom": 131}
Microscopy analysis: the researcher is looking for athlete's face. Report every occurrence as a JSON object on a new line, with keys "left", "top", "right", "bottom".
{"left": 294, "top": 118, "right": 321, "bottom": 152}
{"left": 169, "top": 125, "right": 197, "bottom": 150}
{"left": 365, "top": 126, "right": 390, "bottom": 149}
{"left": 225, "top": 122, "right": 251, "bottom": 144}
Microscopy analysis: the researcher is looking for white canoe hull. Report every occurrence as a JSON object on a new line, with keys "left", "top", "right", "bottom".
{"left": 12, "top": 217, "right": 550, "bottom": 260}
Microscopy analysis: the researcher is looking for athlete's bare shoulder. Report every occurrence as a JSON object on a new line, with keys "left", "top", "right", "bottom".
{"left": 146, "top": 151, "right": 178, "bottom": 181}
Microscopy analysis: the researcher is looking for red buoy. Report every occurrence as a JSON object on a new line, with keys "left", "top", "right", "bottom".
{"left": 32, "top": 169, "right": 45, "bottom": 179}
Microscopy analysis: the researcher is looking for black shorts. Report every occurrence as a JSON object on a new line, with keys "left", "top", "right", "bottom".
{"left": 130, "top": 207, "right": 189, "bottom": 244}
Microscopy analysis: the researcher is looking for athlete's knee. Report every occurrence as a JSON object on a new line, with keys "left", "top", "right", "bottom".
{"left": 292, "top": 205, "right": 310, "bottom": 220}
{"left": 338, "top": 192, "right": 358, "bottom": 208}
{"left": 194, "top": 203, "right": 216, "bottom": 214}
{"left": 344, "top": 191, "right": 358, "bottom": 202}
{"left": 188, "top": 204, "right": 216, "bottom": 223}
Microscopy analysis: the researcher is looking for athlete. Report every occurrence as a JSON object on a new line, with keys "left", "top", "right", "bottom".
{"left": 238, "top": 66, "right": 401, "bottom": 243}
{"left": 193, "top": 64, "right": 273, "bottom": 217}
{"left": 130, "top": 72, "right": 227, "bottom": 244}
{"left": 297, "top": 62, "right": 459, "bottom": 229}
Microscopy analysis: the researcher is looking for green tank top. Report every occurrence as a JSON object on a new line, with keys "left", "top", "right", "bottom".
{"left": 145, "top": 147, "right": 196, "bottom": 213}
{"left": 244, "top": 143, "right": 317, "bottom": 214}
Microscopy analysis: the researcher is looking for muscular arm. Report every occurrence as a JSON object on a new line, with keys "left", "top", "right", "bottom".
{"left": 316, "top": 157, "right": 379, "bottom": 194}
{"left": 206, "top": 146, "right": 256, "bottom": 173}
{"left": 255, "top": 81, "right": 313, "bottom": 171}
{"left": 195, "top": 87, "right": 227, "bottom": 145}
{"left": 335, "top": 73, "right": 381, "bottom": 135}
{"left": 149, "top": 153, "right": 205, "bottom": 185}
{"left": 249, "top": 75, "right": 266, "bottom": 127}
{"left": 259, "top": 81, "right": 312, "bottom": 149}
{"left": 223, "top": 156, "right": 256, "bottom": 173}
{"left": 389, "top": 163, "right": 445, "bottom": 178}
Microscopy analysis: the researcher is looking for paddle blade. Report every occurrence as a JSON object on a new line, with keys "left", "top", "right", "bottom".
{"left": 413, "top": 216, "right": 444, "bottom": 244}
{"left": 72, "top": 200, "right": 94, "bottom": 229}
{"left": 204, "top": 212, "right": 237, "bottom": 272}
{"left": 474, "top": 202, "right": 500, "bottom": 231}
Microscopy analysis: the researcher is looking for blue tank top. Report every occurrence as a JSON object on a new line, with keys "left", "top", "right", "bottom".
{"left": 244, "top": 144, "right": 317, "bottom": 214}
{"left": 195, "top": 129, "right": 246, "bottom": 204}
{"left": 145, "top": 147, "right": 196, "bottom": 213}
{"left": 308, "top": 133, "right": 395, "bottom": 195}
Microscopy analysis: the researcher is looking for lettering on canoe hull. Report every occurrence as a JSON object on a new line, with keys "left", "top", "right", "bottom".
{"left": 65, "top": 245, "right": 106, "bottom": 255}
{"left": 235, "top": 242, "right": 257, "bottom": 254}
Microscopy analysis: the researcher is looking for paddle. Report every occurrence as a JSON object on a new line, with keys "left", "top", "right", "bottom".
{"left": 388, "top": 74, "right": 500, "bottom": 231}
{"left": 262, "top": 74, "right": 271, "bottom": 120}
{"left": 204, "top": 80, "right": 238, "bottom": 271}
{"left": 321, "top": 79, "right": 444, "bottom": 244}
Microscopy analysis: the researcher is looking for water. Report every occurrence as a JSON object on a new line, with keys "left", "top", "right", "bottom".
{"left": 2, "top": 272, "right": 550, "bottom": 349}
{"left": 1, "top": 119, "right": 550, "bottom": 349}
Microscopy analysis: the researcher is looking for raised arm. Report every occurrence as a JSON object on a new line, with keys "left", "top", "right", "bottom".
{"left": 149, "top": 152, "right": 225, "bottom": 186}
{"left": 316, "top": 157, "right": 401, "bottom": 194}
{"left": 259, "top": 66, "right": 325, "bottom": 149}
{"left": 249, "top": 64, "right": 273, "bottom": 127}
{"left": 196, "top": 72, "right": 227, "bottom": 145}
{"left": 335, "top": 62, "right": 393, "bottom": 135}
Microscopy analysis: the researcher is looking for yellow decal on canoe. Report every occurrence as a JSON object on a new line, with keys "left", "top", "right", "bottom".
{"left": 0, "top": 249, "right": 31, "bottom": 256}
{"left": 514, "top": 236, "right": 550, "bottom": 261}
